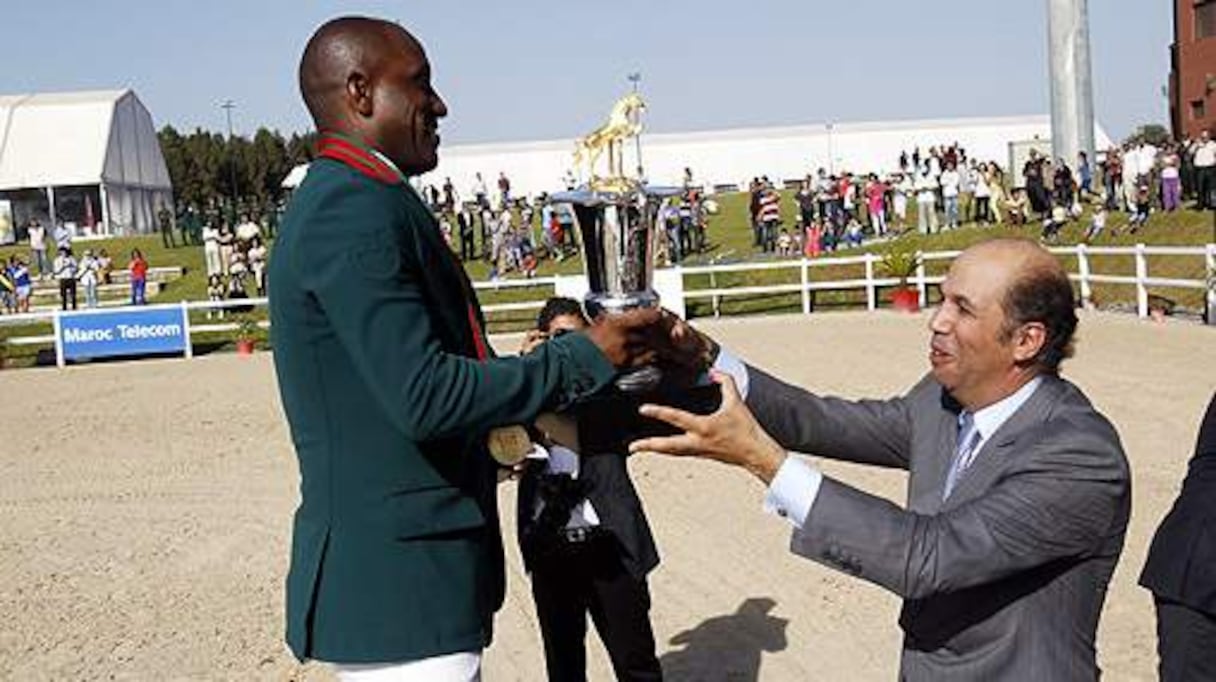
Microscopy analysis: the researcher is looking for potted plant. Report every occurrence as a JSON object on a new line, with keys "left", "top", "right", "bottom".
{"left": 880, "top": 245, "right": 922, "bottom": 313}
{"left": 235, "top": 316, "right": 258, "bottom": 356}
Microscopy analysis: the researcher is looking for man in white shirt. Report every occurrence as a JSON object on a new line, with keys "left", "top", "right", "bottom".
{"left": 26, "top": 218, "right": 48, "bottom": 279}
{"left": 1191, "top": 130, "right": 1216, "bottom": 210}
{"left": 633, "top": 238, "right": 1130, "bottom": 682}
{"left": 939, "top": 163, "right": 962, "bottom": 230}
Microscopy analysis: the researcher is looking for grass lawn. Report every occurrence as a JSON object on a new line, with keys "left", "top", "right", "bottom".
{"left": 2, "top": 192, "right": 1213, "bottom": 367}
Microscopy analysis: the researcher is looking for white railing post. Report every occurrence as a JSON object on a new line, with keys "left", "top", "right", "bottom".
{"left": 1076, "top": 243, "right": 1093, "bottom": 309}
{"left": 1135, "top": 243, "right": 1148, "bottom": 319}
{"left": 801, "top": 259, "right": 811, "bottom": 315}
{"left": 52, "top": 309, "right": 65, "bottom": 368}
{"left": 864, "top": 253, "right": 876, "bottom": 311}
{"left": 709, "top": 269, "right": 721, "bottom": 317}
{"left": 915, "top": 252, "right": 927, "bottom": 307}
{"left": 180, "top": 300, "right": 193, "bottom": 359}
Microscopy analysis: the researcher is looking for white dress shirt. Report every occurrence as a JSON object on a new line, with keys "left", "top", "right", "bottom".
{"left": 764, "top": 375, "right": 1045, "bottom": 529}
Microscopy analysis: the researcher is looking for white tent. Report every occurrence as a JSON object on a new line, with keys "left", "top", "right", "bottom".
{"left": 0, "top": 89, "right": 173, "bottom": 242}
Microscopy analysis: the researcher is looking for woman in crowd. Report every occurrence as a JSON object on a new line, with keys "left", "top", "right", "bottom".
{"left": 247, "top": 237, "right": 268, "bottom": 296}
{"left": 973, "top": 162, "right": 992, "bottom": 224}
{"left": 77, "top": 249, "right": 101, "bottom": 309}
{"left": 1160, "top": 145, "right": 1182, "bottom": 212}
{"left": 11, "top": 257, "right": 31, "bottom": 314}
{"left": 987, "top": 165, "right": 1007, "bottom": 224}
{"left": 128, "top": 249, "right": 148, "bottom": 306}
{"left": 97, "top": 249, "right": 113, "bottom": 285}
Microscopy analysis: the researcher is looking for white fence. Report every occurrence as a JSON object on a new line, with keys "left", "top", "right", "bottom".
{"left": 2, "top": 243, "right": 1213, "bottom": 366}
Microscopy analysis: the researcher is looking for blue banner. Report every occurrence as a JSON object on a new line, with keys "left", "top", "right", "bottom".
{"left": 59, "top": 307, "right": 188, "bottom": 361}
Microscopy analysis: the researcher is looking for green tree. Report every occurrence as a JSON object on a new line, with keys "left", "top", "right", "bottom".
{"left": 1125, "top": 123, "right": 1171, "bottom": 147}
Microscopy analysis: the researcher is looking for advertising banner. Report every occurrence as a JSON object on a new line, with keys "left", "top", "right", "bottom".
{"left": 58, "top": 306, "right": 189, "bottom": 362}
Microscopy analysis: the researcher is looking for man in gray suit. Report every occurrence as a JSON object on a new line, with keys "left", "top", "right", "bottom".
{"left": 634, "top": 238, "right": 1131, "bottom": 681}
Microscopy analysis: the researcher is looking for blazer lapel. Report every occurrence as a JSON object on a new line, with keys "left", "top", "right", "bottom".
{"left": 943, "top": 376, "right": 1066, "bottom": 506}
{"left": 911, "top": 389, "right": 964, "bottom": 515}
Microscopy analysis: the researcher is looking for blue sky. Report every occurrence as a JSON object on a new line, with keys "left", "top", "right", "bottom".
{"left": 0, "top": 1, "right": 1170, "bottom": 144}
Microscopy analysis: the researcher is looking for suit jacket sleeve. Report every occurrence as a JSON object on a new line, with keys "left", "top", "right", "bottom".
{"left": 744, "top": 363, "right": 915, "bottom": 469}
{"left": 292, "top": 182, "right": 617, "bottom": 443}
{"left": 792, "top": 413, "right": 1128, "bottom": 600}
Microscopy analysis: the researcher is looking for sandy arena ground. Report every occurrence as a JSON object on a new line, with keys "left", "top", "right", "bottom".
{"left": 0, "top": 311, "right": 1212, "bottom": 681}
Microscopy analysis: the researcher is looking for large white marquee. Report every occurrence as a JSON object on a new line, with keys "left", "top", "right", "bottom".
{"left": 0, "top": 89, "right": 173, "bottom": 243}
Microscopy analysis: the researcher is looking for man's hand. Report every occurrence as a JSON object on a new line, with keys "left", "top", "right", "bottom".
{"left": 582, "top": 307, "right": 663, "bottom": 368}
{"left": 629, "top": 372, "right": 786, "bottom": 483}
{"left": 519, "top": 329, "right": 548, "bottom": 356}
{"left": 657, "top": 310, "right": 719, "bottom": 373}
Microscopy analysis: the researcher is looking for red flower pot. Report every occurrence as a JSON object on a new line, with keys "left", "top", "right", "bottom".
{"left": 236, "top": 339, "right": 256, "bottom": 356}
{"left": 890, "top": 287, "right": 920, "bottom": 313}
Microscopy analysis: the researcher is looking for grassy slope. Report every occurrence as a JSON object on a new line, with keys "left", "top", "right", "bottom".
{"left": 2, "top": 193, "right": 1213, "bottom": 364}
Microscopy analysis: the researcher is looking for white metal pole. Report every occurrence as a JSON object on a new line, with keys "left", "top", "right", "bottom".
{"left": 1047, "top": 0, "right": 1096, "bottom": 170}
{"left": 99, "top": 184, "right": 111, "bottom": 236}
{"left": 801, "top": 259, "right": 811, "bottom": 315}
{"left": 864, "top": 253, "right": 876, "bottom": 312}
{"left": 52, "top": 309, "right": 65, "bottom": 368}
{"left": 1076, "top": 244, "right": 1093, "bottom": 309}
{"left": 1135, "top": 243, "right": 1148, "bottom": 318}
{"left": 181, "top": 300, "right": 193, "bottom": 359}
{"left": 915, "top": 253, "right": 927, "bottom": 307}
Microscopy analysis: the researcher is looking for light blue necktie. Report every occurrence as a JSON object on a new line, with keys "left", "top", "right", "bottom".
{"left": 943, "top": 412, "right": 982, "bottom": 499}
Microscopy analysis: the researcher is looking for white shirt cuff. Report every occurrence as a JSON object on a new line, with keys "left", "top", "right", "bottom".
{"left": 762, "top": 456, "right": 822, "bottom": 529}
{"left": 711, "top": 346, "right": 749, "bottom": 400}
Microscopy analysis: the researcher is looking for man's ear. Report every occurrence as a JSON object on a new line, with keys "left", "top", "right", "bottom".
{"left": 346, "top": 71, "right": 374, "bottom": 118}
{"left": 1011, "top": 321, "right": 1047, "bottom": 364}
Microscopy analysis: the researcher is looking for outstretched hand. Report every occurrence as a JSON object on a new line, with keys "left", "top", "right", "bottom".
{"left": 629, "top": 371, "right": 787, "bottom": 483}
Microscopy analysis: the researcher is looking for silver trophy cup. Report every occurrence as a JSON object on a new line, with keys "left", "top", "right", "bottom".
{"left": 551, "top": 186, "right": 682, "bottom": 392}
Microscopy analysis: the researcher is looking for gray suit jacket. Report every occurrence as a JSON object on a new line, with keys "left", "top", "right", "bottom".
{"left": 746, "top": 367, "right": 1130, "bottom": 681}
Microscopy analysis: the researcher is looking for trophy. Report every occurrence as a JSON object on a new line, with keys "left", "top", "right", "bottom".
{"left": 550, "top": 92, "right": 681, "bottom": 392}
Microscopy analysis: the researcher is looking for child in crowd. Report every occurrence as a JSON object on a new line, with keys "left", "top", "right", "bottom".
{"left": 776, "top": 228, "right": 793, "bottom": 256}
{"left": 1083, "top": 207, "right": 1108, "bottom": 243}
{"left": 845, "top": 217, "right": 865, "bottom": 248}
{"left": 804, "top": 221, "right": 822, "bottom": 258}
{"left": 207, "top": 274, "right": 226, "bottom": 320}
{"left": 1041, "top": 204, "right": 1068, "bottom": 243}
{"left": 1129, "top": 177, "right": 1151, "bottom": 233}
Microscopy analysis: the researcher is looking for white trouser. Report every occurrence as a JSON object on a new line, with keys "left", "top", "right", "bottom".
{"left": 333, "top": 651, "right": 481, "bottom": 682}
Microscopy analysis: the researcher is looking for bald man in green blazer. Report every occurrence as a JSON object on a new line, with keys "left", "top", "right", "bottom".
{"left": 269, "top": 17, "right": 657, "bottom": 679}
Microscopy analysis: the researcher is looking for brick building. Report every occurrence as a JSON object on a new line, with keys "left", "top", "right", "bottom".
{"left": 1170, "top": 0, "right": 1216, "bottom": 138}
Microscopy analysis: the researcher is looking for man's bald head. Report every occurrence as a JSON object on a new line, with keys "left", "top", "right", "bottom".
{"left": 299, "top": 17, "right": 419, "bottom": 130}
{"left": 298, "top": 17, "right": 447, "bottom": 175}
{"left": 963, "top": 238, "right": 1078, "bottom": 373}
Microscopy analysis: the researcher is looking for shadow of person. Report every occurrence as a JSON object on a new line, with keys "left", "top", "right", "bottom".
{"left": 660, "top": 597, "right": 788, "bottom": 682}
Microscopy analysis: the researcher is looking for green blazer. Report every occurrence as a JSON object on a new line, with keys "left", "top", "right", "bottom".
{"left": 268, "top": 152, "right": 616, "bottom": 663}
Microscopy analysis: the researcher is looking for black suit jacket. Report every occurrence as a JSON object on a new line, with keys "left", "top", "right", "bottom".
{"left": 516, "top": 440, "right": 660, "bottom": 581}
{"left": 1140, "top": 392, "right": 1216, "bottom": 615}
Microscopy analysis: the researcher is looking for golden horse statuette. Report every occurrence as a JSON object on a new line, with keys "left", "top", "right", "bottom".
{"left": 573, "top": 93, "right": 646, "bottom": 192}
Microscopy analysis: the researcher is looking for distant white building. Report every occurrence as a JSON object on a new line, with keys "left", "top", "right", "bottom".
{"left": 417, "top": 114, "right": 1112, "bottom": 201}
{"left": 0, "top": 89, "right": 173, "bottom": 244}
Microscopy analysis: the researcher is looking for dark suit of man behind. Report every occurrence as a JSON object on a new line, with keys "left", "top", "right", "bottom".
{"left": 1141, "top": 392, "right": 1216, "bottom": 681}
{"left": 633, "top": 238, "right": 1131, "bottom": 681}
{"left": 515, "top": 299, "right": 663, "bottom": 682}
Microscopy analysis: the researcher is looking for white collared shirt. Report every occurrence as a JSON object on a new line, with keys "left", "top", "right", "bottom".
{"left": 960, "top": 376, "right": 1043, "bottom": 472}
